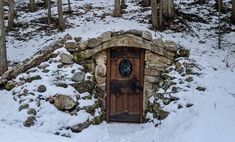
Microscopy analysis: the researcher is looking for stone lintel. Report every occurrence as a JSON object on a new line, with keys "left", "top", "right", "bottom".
{"left": 79, "top": 34, "right": 171, "bottom": 59}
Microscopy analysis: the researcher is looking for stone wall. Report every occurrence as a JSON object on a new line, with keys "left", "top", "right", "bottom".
{"left": 144, "top": 50, "right": 172, "bottom": 111}
{"left": 94, "top": 51, "right": 107, "bottom": 109}
{"left": 66, "top": 30, "right": 189, "bottom": 121}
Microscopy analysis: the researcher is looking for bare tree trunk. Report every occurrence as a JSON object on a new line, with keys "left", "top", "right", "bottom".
{"left": 232, "top": 0, "right": 235, "bottom": 24}
{"left": 218, "top": 0, "right": 221, "bottom": 49}
{"left": 47, "top": 0, "right": 52, "bottom": 25}
{"left": 151, "top": 0, "right": 158, "bottom": 29}
{"left": 29, "top": 0, "right": 36, "bottom": 12}
{"left": 121, "top": 0, "right": 127, "bottom": 9}
{"left": 57, "top": 0, "right": 65, "bottom": 31}
{"left": 159, "top": 0, "right": 163, "bottom": 28}
{"left": 68, "top": 0, "right": 72, "bottom": 12}
{"left": 215, "top": 0, "right": 223, "bottom": 11}
{"left": 113, "top": 0, "right": 122, "bottom": 17}
{"left": 162, "top": 0, "right": 175, "bottom": 20}
{"left": 8, "top": 0, "right": 15, "bottom": 31}
{"left": 0, "top": 0, "right": 8, "bottom": 76}
{"left": 142, "top": 0, "right": 150, "bottom": 7}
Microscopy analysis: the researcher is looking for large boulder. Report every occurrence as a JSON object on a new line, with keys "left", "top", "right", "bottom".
{"left": 87, "top": 38, "right": 102, "bottom": 48}
{"left": 101, "top": 31, "right": 112, "bottom": 42}
{"left": 142, "top": 31, "right": 152, "bottom": 41}
{"left": 72, "top": 71, "right": 85, "bottom": 82}
{"left": 53, "top": 94, "right": 77, "bottom": 110}
{"left": 23, "top": 116, "right": 36, "bottom": 127}
{"left": 154, "top": 109, "right": 169, "bottom": 120}
{"left": 27, "top": 108, "right": 37, "bottom": 116}
{"left": 177, "top": 48, "right": 190, "bottom": 57}
{"left": 127, "top": 29, "right": 143, "bottom": 37}
{"left": 65, "top": 40, "right": 77, "bottom": 53}
{"left": 71, "top": 120, "right": 92, "bottom": 133}
{"left": 153, "top": 38, "right": 164, "bottom": 48}
{"left": 77, "top": 41, "right": 88, "bottom": 51}
{"left": 165, "top": 41, "right": 177, "bottom": 52}
{"left": 19, "top": 103, "right": 29, "bottom": 111}
{"left": 150, "top": 102, "right": 170, "bottom": 120}
{"left": 5, "top": 81, "right": 17, "bottom": 91}
{"left": 65, "top": 40, "right": 76, "bottom": 49}
{"left": 37, "top": 85, "right": 47, "bottom": 93}
{"left": 25, "top": 75, "right": 42, "bottom": 83}
{"left": 185, "top": 76, "right": 193, "bottom": 82}
{"left": 60, "top": 53, "right": 74, "bottom": 64}
{"left": 95, "top": 64, "right": 106, "bottom": 77}
{"left": 71, "top": 81, "right": 96, "bottom": 94}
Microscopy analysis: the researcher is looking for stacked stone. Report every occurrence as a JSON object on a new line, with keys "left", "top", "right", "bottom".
{"left": 64, "top": 30, "right": 190, "bottom": 122}
{"left": 141, "top": 36, "right": 182, "bottom": 112}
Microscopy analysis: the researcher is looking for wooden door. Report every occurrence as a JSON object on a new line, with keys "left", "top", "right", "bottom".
{"left": 106, "top": 47, "right": 144, "bottom": 123}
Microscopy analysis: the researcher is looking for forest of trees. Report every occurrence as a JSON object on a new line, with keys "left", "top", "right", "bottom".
{"left": 0, "top": 0, "right": 235, "bottom": 76}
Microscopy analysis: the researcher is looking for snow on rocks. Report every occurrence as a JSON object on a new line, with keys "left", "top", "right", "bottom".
{"left": 0, "top": 0, "right": 235, "bottom": 141}
{"left": 101, "top": 31, "right": 112, "bottom": 42}
{"left": 0, "top": 46, "right": 103, "bottom": 136}
{"left": 87, "top": 38, "right": 103, "bottom": 49}
{"left": 142, "top": 31, "right": 153, "bottom": 41}
{"left": 0, "top": 31, "right": 196, "bottom": 139}
{"left": 23, "top": 115, "right": 36, "bottom": 127}
{"left": 71, "top": 71, "right": 86, "bottom": 82}
{"left": 1, "top": 31, "right": 194, "bottom": 135}
{"left": 37, "top": 85, "right": 47, "bottom": 93}
{"left": 71, "top": 119, "right": 92, "bottom": 133}
{"left": 60, "top": 53, "right": 74, "bottom": 64}
{"left": 52, "top": 94, "right": 78, "bottom": 111}
{"left": 65, "top": 40, "right": 77, "bottom": 49}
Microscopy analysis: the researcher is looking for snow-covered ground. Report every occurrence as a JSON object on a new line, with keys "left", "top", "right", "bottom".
{"left": 1, "top": 0, "right": 235, "bottom": 142}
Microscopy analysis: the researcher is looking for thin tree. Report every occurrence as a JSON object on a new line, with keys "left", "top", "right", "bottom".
{"left": 113, "top": 0, "right": 122, "bottom": 17}
{"left": 159, "top": 0, "right": 163, "bottom": 28}
{"left": 151, "top": 0, "right": 158, "bottom": 29}
{"left": 232, "top": 0, "right": 235, "bottom": 24}
{"left": 47, "top": 0, "right": 52, "bottom": 25}
{"left": 29, "top": 0, "right": 36, "bottom": 12}
{"left": 0, "top": 0, "right": 7, "bottom": 75}
{"left": 162, "top": 0, "right": 175, "bottom": 20}
{"left": 215, "top": 0, "right": 223, "bottom": 11}
{"left": 57, "top": 0, "right": 65, "bottom": 31}
{"left": 68, "top": 0, "right": 72, "bottom": 12}
{"left": 218, "top": 0, "right": 221, "bottom": 49}
{"left": 121, "top": 0, "right": 127, "bottom": 9}
{"left": 8, "top": 0, "right": 15, "bottom": 31}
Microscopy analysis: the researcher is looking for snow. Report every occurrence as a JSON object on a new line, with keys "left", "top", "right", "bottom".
{"left": 0, "top": 123, "right": 75, "bottom": 142}
{"left": 1, "top": 0, "right": 235, "bottom": 142}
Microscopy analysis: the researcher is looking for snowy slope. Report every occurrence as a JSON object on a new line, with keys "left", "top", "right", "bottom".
{"left": 0, "top": 123, "right": 76, "bottom": 142}
{"left": 1, "top": 0, "right": 235, "bottom": 142}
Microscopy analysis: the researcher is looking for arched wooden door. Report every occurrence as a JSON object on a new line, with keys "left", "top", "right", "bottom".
{"left": 106, "top": 47, "right": 144, "bottom": 123}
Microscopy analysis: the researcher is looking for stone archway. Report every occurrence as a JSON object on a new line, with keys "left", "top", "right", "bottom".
{"left": 72, "top": 30, "right": 189, "bottom": 122}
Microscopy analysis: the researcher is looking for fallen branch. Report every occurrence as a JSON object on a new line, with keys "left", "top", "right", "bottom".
{"left": 0, "top": 34, "right": 72, "bottom": 87}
